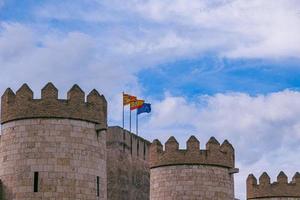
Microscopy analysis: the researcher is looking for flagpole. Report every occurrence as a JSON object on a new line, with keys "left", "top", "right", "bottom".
{"left": 136, "top": 111, "right": 138, "bottom": 136}
{"left": 122, "top": 92, "right": 124, "bottom": 130}
{"left": 122, "top": 92, "right": 125, "bottom": 152}
{"left": 129, "top": 109, "right": 132, "bottom": 133}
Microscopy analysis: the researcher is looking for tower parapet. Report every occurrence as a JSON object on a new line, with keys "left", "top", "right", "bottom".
{"left": 150, "top": 136, "right": 234, "bottom": 169}
{"left": 150, "top": 135, "right": 236, "bottom": 200}
{"left": 1, "top": 83, "right": 107, "bottom": 128}
{"left": 247, "top": 171, "right": 300, "bottom": 199}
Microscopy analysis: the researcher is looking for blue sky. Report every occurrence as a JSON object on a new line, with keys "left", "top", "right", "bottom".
{"left": 1, "top": 0, "right": 300, "bottom": 198}
{"left": 139, "top": 57, "right": 300, "bottom": 97}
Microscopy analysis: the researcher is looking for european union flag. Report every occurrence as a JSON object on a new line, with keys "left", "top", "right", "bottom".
{"left": 137, "top": 103, "right": 151, "bottom": 115}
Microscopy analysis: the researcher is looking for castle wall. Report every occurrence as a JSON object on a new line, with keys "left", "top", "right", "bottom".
{"left": 0, "top": 179, "right": 2, "bottom": 199}
{"left": 0, "top": 119, "right": 107, "bottom": 200}
{"left": 107, "top": 126, "right": 150, "bottom": 200}
{"left": 150, "top": 165, "right": 234, "bottom": 200}
{"left": 149, "top": 136, "right": 236, "bottom": 200}
{"left": 253, "top": 198, "right": 300, "bottom": 200}
{"left": 247, "top": 172, "right": 300, "bottom": 200}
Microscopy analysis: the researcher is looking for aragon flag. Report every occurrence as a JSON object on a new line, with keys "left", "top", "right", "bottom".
{"left": 137, "top": 103, "right": 151, "bottom": 115}
{"left": 130, "top": 99, "right": 144, "bottom": 110}
{"left": 123, "top": 93, "right": 137, "bottom": 105}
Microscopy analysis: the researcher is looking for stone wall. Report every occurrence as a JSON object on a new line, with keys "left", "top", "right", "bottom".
{"left": 107, "top": 126, "right": 150, "bottom": 200}
{"left": 150, "top": 136, "right": 234, "bottom": 169}
{"left": 253, "top": 198, "right": 300, "bottom": 200}
{"left": 149, "top": 136, "right": 236, "bottom": 200}
{"left": 1, "top": 83, "right": 107, "bottom": 129}
{"left": 0, "top": 179, "right": 2, "bottom": 199}
{"left": 0, "top": 119, "right": 107, "bottom": 200}
{"left": 150, "top": 165, "right": 234, "bottom": 200}
{"left": 247, "top": 172, "right": 300, "bottom": 199}
{"left": 149, "top": 136, "right": 235, "bottom": 200}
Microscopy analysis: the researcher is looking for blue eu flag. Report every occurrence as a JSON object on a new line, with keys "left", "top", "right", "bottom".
{"left": 137, "top": 103, "right": 151, "bottom": 115}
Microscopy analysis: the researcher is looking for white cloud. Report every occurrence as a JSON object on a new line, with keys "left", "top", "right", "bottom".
{"left": 0, "top": 22, "right": 141, "bottom": 121}
{"left": 36, "top": 0, "right": 300, "bottom": 59}
{"left": 139, "top": 90, "right": 300, "bottom": 199}
{"left": 132, "top": 0, "right": 300, "bottom": 58}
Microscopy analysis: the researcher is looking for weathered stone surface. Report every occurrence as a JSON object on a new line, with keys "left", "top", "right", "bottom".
{"left": 1, "top": 83, "right": 107, "bottom": 129}
{"left": 253, "top": 198, "right": 300, "bottom": 200}
{"left": 247, "top": 172, "right": 300, "bottom": 199}
{"left": 0, "top": 119, "right": 107, "bottom": 200}
{"left": 149, "top": 136, "right": 236, "bottom": 200}
{"left": 150, "top": 136, "right": 235, "bottom": 169}
{"left": 150, "top": 165, "right": 234, "bottom": 200}
{"left": 107, "top": 126, "right": 150, "bottom": 200}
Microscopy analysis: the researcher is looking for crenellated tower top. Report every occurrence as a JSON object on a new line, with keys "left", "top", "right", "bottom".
{"left": 1, "top": 83, "right": 107, "bottom": 128}
{"left": 149, "top": 135, "right": 235, "bottom": 169}
{"left": 247, "top": 171, "right": 300, "bottom": 199}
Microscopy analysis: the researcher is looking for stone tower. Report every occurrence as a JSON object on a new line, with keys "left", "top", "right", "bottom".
{"left": 149, "top": 135, "right": 237, "bottom": 200}
{"left": 0, "top": 83, "right": 107, "bottom": 200}
{"left": 247, "top": 171, "right": 300, "bottom": 200}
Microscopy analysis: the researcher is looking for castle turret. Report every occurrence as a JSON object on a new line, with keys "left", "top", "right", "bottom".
{"left": 0, "top": 83, "right": 107, "bottom": 199}
{"left": 247, "top": 172, "right": 300, "bottom": 199}
{"left": 149, "top": 135, "right": 237, "bottom": 200}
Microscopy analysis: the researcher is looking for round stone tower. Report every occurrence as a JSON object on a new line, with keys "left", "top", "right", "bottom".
{"left": 0, "top": 83, "right": 107, "bottom": 200}
{"left": 149, "top": 135, "right": 237, "bottom": 200}
{"left": 247, "top": 171, "right": 300, "bottom": 200}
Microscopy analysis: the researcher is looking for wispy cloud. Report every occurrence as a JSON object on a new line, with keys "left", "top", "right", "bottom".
{"left": 0, "top": 22, "right": 140, "bottom": 116}
{"left": 36, "top": 0, "right": 300, "bottom": 59}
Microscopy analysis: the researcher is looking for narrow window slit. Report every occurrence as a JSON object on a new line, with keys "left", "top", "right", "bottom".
{"left": 137, "top": 141, "right": 139, "bottom": 157}
{"left": 34, "top": 172, "right": 39, "bottom": 192}
{"left": 97, "top": 176, "right": 100, "bottom": 197}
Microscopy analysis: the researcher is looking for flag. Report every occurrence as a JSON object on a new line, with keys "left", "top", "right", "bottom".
{"left": 130, "top": 99, "right": 144, "bottom": 110}
{"left": 123, "top": 93, "right": 136, "bottom": 105}
{"left": 137, "top": 103, "right": 151, "bottom": 115}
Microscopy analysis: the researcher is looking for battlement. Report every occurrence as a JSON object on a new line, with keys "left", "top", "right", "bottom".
{"left": 149, "top": 135, "right": 235, "bottom": 169}
{"left": 1, "top": 83, "right": 107, "bottom": 127}
{"left": 247, "top": 171, "right": 300, "bottom": 199}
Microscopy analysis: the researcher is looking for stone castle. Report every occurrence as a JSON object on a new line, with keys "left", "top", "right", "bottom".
{"left": 0, "top": 83, "right": 299, "bottom": 200}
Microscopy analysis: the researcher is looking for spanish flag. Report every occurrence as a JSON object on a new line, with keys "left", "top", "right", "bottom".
{"left": 130, "top": 99, "right": 144, "bottom": 110}
{"left": 123, "top": 93, "right": 137, "bottom": 105}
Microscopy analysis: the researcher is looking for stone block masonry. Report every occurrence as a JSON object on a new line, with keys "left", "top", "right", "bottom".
{"left": 149, "top": 136, "right": 236, "bottom": 200}
{"left": 151, "top": 165, "right": 234, "bottom": 200}
{"left": 107, "top": 126, "right": 151, "bottom": 200}
{"left": 1, "top": 83, "right": 107, "bottom": 129}
{"left": 247, "top": 172, "right": 300, "bottom": 200}
{"left": 0, "top": 83, "right": 107, "bottom": 200}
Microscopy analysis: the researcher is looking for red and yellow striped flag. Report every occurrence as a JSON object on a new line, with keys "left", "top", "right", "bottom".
{"left": 123, "top": 93, "right": 137, "bottom": 106}
{"left": 130, "top": 99, "right": 144, "bottom": 110}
